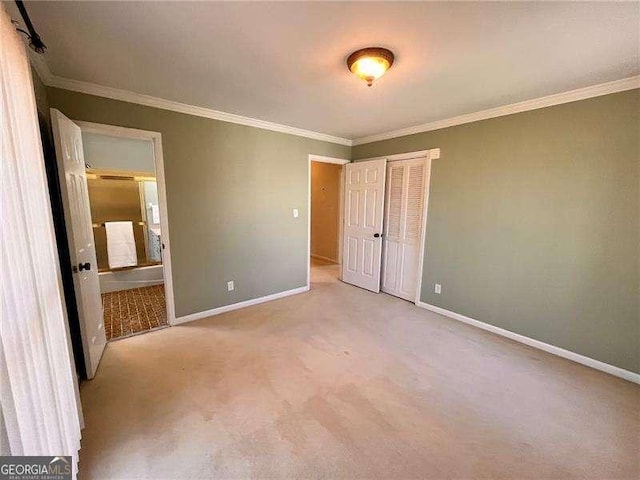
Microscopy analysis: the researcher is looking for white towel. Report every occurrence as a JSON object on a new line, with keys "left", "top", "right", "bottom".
{"left": 150, "top": 204, "right": 160, "bottom": 224}
{"left": 105, "top": 221, "right": 137, "bottom": 269}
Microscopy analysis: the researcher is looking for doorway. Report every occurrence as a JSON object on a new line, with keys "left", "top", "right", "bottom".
{"left": 51, "top": 110, "right": 175, "bottom": 378}
{"left": 308, "top": 155, "right": 350, "bottom": 285}
{"left": 83, "top": 133, "right": 166, "bottom": 340}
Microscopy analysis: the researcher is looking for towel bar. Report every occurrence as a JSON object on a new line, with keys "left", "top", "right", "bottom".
{"left": 92, "top": 221, "right": 146, "bottom": 228}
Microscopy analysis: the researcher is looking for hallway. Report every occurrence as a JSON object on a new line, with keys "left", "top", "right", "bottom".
{"left": 310, "top": 256, "right": 340, "bottom": 284}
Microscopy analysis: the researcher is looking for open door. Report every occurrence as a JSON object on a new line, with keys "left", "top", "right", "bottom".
{"left": 341, "top": 159, "right": 387, "bottom": 292}
{"left": 51, "top": 109, "right": 106, "bottom": 379}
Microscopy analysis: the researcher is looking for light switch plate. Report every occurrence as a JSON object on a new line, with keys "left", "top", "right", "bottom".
{"left": 293, "top": 208, "right": 299, "bottom": 218}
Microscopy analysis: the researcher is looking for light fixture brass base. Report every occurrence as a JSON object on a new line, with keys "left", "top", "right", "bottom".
{"left": 347, "top": 47, "right": 395, "bottom": 71}
{"left": 347, "top": 47, "right": 395, "bottom": 86}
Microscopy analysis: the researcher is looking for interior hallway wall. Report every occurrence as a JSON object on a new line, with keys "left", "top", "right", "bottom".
{"left": 310, "top": 161, "right": 342, "bottom": 263}
{"left": 46, "top": 87, "right": 351, "bottom": 318}
{"left": 353, "top": 89, "right": 640, "bottom": 374}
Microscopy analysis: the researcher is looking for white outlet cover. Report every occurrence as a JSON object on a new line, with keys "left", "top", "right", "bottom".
{"left": 293, "top": 208, "right": 299, "bottom": 218}
{"left": 435, "top": 284, "right": 442, "bottom": 294}
{"left": 227, "top": 281, "right": 234, "bottom": 291}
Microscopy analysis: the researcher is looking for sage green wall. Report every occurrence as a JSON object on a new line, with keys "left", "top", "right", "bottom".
{"left": 31, "top": 67, "right": 49, "bottom": 121}
{"left": 47, "top": 87, "right": 350, "bottom": 317}
{"left": 353, "top": 89, "right": 640, "bottom": 373}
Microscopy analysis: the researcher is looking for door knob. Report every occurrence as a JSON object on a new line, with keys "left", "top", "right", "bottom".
{"left": 79, "top": 262, "right": 91, "bottom": 271}
{"left": 374, "top": 233, "right": 382, "bottom": 238}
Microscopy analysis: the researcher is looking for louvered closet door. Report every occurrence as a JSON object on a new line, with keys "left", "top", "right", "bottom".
{"left": 381, "top": 158, "right": 427, "bottom": 301}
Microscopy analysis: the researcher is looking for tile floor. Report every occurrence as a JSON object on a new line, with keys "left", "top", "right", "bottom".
{"left": 102, "top": 284, "right": 168, "bottom": 340}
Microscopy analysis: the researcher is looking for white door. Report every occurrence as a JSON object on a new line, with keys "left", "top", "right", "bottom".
{"left": 51, "top": 109, "right": 106, "bottom": 379}
{"left": 382, "top": 158, "right": 426, "bottom": 301}
{"left": 341, "top": 159, "right": 387, "bottom": 292}
{"left": 381, "top": 157, "right": 427, "bottom": 301}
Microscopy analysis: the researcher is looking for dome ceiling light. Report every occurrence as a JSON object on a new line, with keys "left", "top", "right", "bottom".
{"left": 347, "top": 47, "right": 394, "bottom": 87}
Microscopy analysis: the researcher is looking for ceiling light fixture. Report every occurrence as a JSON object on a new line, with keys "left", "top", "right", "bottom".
{"left": 347, "top": 47, "right": 394, "bottom": 87}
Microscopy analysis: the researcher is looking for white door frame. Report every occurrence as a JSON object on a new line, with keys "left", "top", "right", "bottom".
{"left": 357, "top": 148, "right": 440, "bottom": 304}
{"left": 307, "top": 154, "right": 350, "bottom": 286}
{"left": 75, "top": 121, "right": 177, "bottom": 325}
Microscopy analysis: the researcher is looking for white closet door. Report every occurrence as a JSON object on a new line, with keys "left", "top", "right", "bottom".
{"left": 381, "top": 157, "right": 427, "bottom": 301}
{"left": 342, "top": 159, "right": 387, "bottom": 292}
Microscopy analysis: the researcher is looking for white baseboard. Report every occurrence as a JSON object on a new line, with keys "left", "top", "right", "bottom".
{"left": 172, "top": 286, "right": 310, "bottom": 326}
{"left": 310, "top": 253, "right": 339, "bottom": 264}
{"left": 416, "top": 301, "right": 640, "bottom": 384}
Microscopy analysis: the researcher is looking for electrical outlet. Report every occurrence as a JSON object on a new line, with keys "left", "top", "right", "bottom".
{"left": 227, "top": 281, "right": 234, "bottom": 291}
{"left": 292, "top": 208, "right": 299, "bottom": 218}
{"left": 434, "top": 283, "right": 442, "bottom": 294}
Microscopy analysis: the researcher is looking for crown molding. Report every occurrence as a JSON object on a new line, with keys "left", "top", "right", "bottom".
{"left": 352, "top": 75, "right": 640, "bottom": 146}
{"left": 30, "top": 60, "right": 352, "bottom": 147}
{"left": 47, "top": 75, "right": 353, "bottom": 146}
{"left": 29, "top": 52, "right": 638, "bottom": 150}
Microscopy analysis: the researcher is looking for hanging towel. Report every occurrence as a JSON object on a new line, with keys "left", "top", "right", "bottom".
{"left": 150, "top": 204, "right": 160, "bottom": 224}
{"left": 105, "top": 221, "right": 137, "bottom": 269}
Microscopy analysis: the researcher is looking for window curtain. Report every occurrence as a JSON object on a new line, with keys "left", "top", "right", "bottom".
{"left": 0, "top": 4, "right": 82, "bottom": 477}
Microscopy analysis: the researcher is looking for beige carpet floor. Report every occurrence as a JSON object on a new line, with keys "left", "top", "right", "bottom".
{"left": 78, "top": 262, "right": 639, "bottom": 479}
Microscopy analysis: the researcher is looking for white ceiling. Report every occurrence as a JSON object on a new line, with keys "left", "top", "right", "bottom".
{"left": 18, "top": 1, "right": 640, "bottom": 141}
